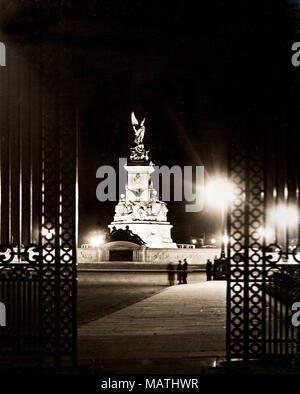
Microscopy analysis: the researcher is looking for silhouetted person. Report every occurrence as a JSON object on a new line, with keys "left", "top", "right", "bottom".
{"left": 167, "top": 263, "right": 175, "bottom": 286}
{"left": 177, "top": 260, "right": 183, "bottom": 284}
{"left": 182, "top": 258, "right": 188, "bottom": 284}
{"left": 206, "top": 259, "right": 213, "bottom": 281}
{"left": 121, "top": 225, "right": 145, "bottom": 244}
{"left": 213, "top": 257, "right": 219, "bottom": 280}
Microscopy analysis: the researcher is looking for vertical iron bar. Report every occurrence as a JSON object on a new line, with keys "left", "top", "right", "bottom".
{"left": 38, "top": 47, "right": 45, "bottom": 366}
{"left": 18, "top": 48, "right": 22, "bottom": 253}
{"left": 244, "top": 139, "right": 250, "bottom": 362}
{"left": 226, "top": 135, "right": 232, "bottom": 363}
{"left": 0, "top": 51, "right": 2, "bottom": 244}
{"left": 72, "top": 105, "right": 79, "bottom": 367}
{"left": 8, "top": 49, "right": 11, "bottom": 245}
{"left": 273, "top": 131, "right": 279, "bottom": 356}
{"left": 262, "top": 130, "right": 268, "bottom": 358}
{"left": 28, "top": 54, "right": 33, "bottom": 244}
{"left": 54, "top": 89, "right": 61, "bottom": 368}
{"left": 285, "top": 129, "right": 290, "bottom": 357}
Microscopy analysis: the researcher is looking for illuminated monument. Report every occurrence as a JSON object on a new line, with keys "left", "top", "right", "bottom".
{"left": 109, "top": 113, "right": 177, "bottom": 248}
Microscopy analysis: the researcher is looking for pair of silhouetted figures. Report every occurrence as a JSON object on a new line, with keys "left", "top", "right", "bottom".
{"left": 206, "top": 255, "right": 227, "bottom": 280}
{"left": 167, "top": 259, "right": 188, "bottom": 286}
{"left": 110, "top": 225, "right": 145, "bottom": 245}
{"left": 206, "top": 256, "right": 220, "bottom": 281}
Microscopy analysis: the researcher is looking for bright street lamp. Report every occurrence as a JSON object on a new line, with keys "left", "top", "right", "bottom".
{"left": 221, "top": 234, "right": 229, "bottom": 245}
{"left": 271, "top": 204, "right": 298, "bottom": 229}
{"left": 205, "top": 177, "right": 235, "bottom": 209}
{"left": 90, "top": 234, "right": 105, "bottom": 248}
{"left": 205, "top": 177, "right": 234, "bottom": 256}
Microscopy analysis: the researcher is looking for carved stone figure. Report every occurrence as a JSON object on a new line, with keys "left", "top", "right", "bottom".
{"left": 130, "top": 112, "right": 149, "bottom": 161}
{"left": 131, "top": 112, "right": 145, "bottom": 145}
{"left": 115, "top": 201, "right": 125, "bottom": 217}
{"left": 113, "top": 199, "right": 168, "bottom": 223}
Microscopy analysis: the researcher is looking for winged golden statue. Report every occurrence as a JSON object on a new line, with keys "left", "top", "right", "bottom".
{"left": 131, "top": 112, "right": 146, "bottom": 146}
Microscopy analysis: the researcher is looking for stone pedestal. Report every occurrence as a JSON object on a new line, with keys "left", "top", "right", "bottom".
{"left": 109, "top": 160, "right": 177, "bottom": 248}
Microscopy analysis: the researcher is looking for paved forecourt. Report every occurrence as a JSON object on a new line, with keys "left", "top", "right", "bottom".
{"left": 78, "top": 275, "right": 226, "bottom": 373}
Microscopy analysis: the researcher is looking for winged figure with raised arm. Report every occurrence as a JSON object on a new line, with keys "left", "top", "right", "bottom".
{"left": 131, "top": 112, "right": 146, "bottom": 146}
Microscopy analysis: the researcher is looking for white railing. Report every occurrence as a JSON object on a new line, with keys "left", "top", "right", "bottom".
{"left": 177, "top": 244, "right": 196, "bottom": 249}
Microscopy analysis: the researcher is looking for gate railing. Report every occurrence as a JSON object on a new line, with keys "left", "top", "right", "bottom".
{"left": 0, "top": 42, "right": 78, "bottom": 368}
{"left": 227, "top": 128, "right": 300, "bottom": 363}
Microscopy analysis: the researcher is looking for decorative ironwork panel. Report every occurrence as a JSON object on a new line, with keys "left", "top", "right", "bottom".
{"left": 227, "top": 133, "right": 246, "bottom": 359}
{"left": 227, "top": 129, "right": 299, "bottom": 362}
{"left": 0, "top": 41, "right": 78, "bottom": 367}
{"left": 40, "top": 42, "right": 78, "bottom": 367}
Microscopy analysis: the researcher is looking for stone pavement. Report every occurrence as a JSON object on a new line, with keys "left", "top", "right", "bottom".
{"left": 78, "top": 277, "right": 226, "bottom": 373}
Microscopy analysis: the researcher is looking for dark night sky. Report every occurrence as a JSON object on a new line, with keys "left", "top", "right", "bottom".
{"left": 76, "top": 0, "right": 299, "bottom": 245}
{"left": 1, "top": 1, "right": 298, "bottom": 245}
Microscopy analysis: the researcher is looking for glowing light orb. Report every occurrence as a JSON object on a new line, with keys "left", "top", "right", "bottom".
{"left": 271, "top": 204, "right": 298, "bottom": 228}
{"left": 90, "top": 234, "right": 104, "bottom": 247}
{"left": 205, "top": 178, "right": 235, "bottom": 209}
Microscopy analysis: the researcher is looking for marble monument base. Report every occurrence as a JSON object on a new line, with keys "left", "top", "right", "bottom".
{"left": 108, "top": 221, "right": 177, "bottom": 248}
{"left": 78, "top": 246, "right": 221, "bottom": 265}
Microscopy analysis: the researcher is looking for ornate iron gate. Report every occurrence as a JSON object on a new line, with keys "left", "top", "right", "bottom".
{"left": 227, "top": 127, "right": 299, "bottom": 362}
{"left": 0, "top": 42, "right": 78, "bottom": 367}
